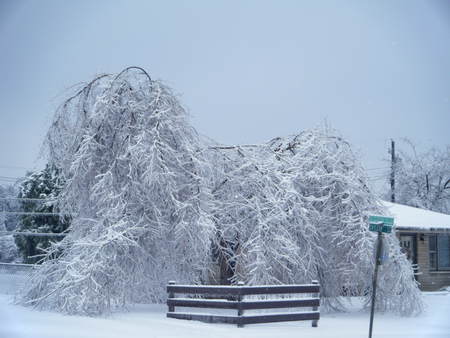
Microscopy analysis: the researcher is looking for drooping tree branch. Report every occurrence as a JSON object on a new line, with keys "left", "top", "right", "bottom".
{"left": 17, "top": 68, "right": 422, "bottom": 316}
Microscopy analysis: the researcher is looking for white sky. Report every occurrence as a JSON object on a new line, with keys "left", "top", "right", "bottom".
{"left": 0, "top": 0, "right": 449, "bottom": 192}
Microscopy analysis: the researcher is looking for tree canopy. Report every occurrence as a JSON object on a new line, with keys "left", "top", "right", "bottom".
{"left": 17, "top": 67, "right": 422, "bottom": 316}
{"left": 390, "top": 140, "right": 450, "bottom": 214}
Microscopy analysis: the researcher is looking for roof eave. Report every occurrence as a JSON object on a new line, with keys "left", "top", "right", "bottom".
{"left": 395, "top": 226, "right": 450, "bottom": 233}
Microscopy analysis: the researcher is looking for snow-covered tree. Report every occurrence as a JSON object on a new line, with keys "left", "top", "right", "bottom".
{"left": 0, "top": 184, "right": 20, "bottom": 231}
{"left": 390, "top": 141, "right": 450, "bottom": 214}
{"left": 14, "top": 165, "right": 69, "bottom": 263}
{"left": 210, "top": 130, "right": 422, "bottom": 314}
{"left": 18, "top": 67, "right": 214, "bottom": 315}
{"left": 208, "top": 144, "right": 315, "bottom": 286}
{"left": 17, "top": 67, "right": 422, "bottom": 316}
{"left": 0, "top": 222, "right": 18, "bottom": 263}
{"left": 0, "top": 184, "right": 19, "bottom": 262}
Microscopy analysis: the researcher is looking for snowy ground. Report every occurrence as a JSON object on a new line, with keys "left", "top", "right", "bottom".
{"left": 0, "top": 272, "right": 449, "bottom": 338}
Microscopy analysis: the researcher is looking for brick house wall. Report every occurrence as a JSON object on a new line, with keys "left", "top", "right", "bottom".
{"left": 398, "top": 230, "right": 450, "bottom": 291}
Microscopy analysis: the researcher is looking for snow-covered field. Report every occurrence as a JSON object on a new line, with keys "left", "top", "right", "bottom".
{"left": 0, "top": 272, "right": 449, "bottom": 338}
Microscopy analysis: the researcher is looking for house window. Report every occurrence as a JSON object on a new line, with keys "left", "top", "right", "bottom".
{"left": 429, "top": 234, "right": 450, "bottom": 271}
{"left": 429, "top": 235, "right": 437, "bottom": 270}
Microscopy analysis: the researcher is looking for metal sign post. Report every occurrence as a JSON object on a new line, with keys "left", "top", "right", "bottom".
{"left": 368, "top": 229, "right": 382, "bottom": 338}
{"left": 368, "top": 216, "right": 394, "bottom": 338}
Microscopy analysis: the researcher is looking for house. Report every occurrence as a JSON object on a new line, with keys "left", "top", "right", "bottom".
{"left": 382, "top": 201, "right": 450, "bottom": 291}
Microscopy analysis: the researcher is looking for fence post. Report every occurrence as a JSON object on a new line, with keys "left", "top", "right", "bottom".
{"left": 311, "top": 280, "right": 319, "bottom": 328}
{"left": 168, "top": 281, "right": 176, "bottom": 313}
{"left": 237, "top": 281, "right": 244, "bottom": 328}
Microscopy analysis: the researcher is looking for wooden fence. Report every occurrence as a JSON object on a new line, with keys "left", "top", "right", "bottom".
{"left": 166, "top": 281, "right": 320, "bottom": 327}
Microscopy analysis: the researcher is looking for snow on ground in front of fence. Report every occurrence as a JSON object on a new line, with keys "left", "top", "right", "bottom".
{"left": 0, "top": 273, "right": 449, "bottom": 338}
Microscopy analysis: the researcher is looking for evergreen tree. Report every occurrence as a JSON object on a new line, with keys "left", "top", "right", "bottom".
{"left": 14, "top": 165, "right": 69, "bottom": 263}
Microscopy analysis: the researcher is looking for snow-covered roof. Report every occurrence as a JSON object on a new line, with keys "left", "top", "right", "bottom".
{"left": 381, "top": 201, "right": 450, "bottom": 232}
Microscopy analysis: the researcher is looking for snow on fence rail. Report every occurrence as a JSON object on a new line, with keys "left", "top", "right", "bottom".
{"left": 166, "top": 281, "right": 320, "bottom": 327}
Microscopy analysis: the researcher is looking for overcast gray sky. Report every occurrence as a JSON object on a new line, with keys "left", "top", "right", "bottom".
{"left": 0, "top": 0, "right": 449, "bottom": 191}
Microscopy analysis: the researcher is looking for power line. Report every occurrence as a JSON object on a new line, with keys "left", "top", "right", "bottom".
{"left": 0, "top": 176, "right": 24, "bottom": 184}
{"left": 365, "top": 167, "right": 390, "bottom": 171}
{"left": 0, "top": 231, "right": 67, "bottom": 238}
{"left": 0, "top": 211, "right": 71, "bottom": 216}
{"left": 0, "top": 197, "right": 53, "bottom": 202}
{"left": 368, "top": 175, "right": 387, "bottom": 182}
{"left": 368, "top": 178, "right": 386, "bottom": 182}
{"left": 0, "top": 179, "right": 19, "bottom": 182}
{"left": 0, "top": 262, "right": 36, "bottom": 268}
{"left": 0, "top": 165, "right": 30, "bottom": 170}
{"left": 0, "top": 175, "right": 23, "bottom": 179}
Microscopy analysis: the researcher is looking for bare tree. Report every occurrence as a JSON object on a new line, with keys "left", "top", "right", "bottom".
{"left": 390, "top": 140, "right": 450, "bottom": 214}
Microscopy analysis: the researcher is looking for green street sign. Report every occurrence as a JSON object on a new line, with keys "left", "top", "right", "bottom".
{"left": 369, "top": 223, "right": 393, "bottom": 233}
{"left": 369, "top": 215, "right": 394, "bottom": 226}
{"left": 369, "top": 215, "right": 394, "bottom": 233}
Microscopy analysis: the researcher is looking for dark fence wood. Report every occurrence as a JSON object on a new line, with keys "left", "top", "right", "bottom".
{"left": 167, "top": 312, "right": 237, "bottom": 324}
{"left": 311, "top": 280, "right": 319, "bottom": 327}
{"left": 241, "top": 298, "right": 319, "bottom": 310}
{"left": 240, "top": 285, "right": 320, "bottom": 295}
{"left": 166, "top": 284, "right": 320, "bottom": 296}
{"left": 167, "top": 298, "right": 239, "bottom": 309}
{"left": 241, "top": 311, "right": 320, "bottom": 325}
{"left": 166, "top": 297, "right": 320, "bottom": 310}
{"left": 166, "top": 285, "right": 241, "bottom": 296}
{"left": 166, "top": 281, "right": 321, "bottom": 327}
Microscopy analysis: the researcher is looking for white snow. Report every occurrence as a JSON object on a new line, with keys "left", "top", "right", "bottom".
{"left": 382, "top": 201, "right": 450, "bottom": 230}
{"left": 1, "top": 293, "right": 449, "bottom": 338}
{"left": 1, "top": 272, "right": 449, "bottom": 338}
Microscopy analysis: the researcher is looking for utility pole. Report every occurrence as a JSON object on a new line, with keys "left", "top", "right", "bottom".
{"left": 390, "top": 140, "right": 395, "bottom": 203}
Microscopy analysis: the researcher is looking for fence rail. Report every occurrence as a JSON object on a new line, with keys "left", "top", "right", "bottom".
{"left": 166, "top": 281, "right": 320, "bottom": 327}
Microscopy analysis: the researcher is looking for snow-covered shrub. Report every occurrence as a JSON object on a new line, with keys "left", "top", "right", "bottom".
{"left": 17, "top": 67, "right": 422, "bottom": 316}
{"left": 375, "top": 235, "right": 423, "bottom": 315}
